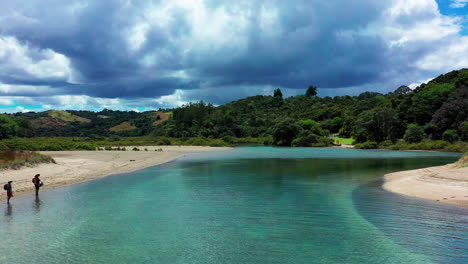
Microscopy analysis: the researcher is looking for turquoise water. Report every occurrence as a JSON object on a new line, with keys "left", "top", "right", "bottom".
{"left": 0, "top": 147, "right": 466, "bottom": 264}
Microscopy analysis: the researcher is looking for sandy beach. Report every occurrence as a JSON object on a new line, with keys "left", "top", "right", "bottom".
{"left": 383, "top": 163, "right": 468, "bottom": 208}
{"left": 1, "top": 146, "right": 230, "bottom": 201}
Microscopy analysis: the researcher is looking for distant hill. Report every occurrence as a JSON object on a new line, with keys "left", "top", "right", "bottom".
{"left": 2, "top": 68, "right": 467, "bottom": 145}
{"left": 152, "top": 111, "right": 171, "bottom": 126}
{"left": 110, "top": 121, "right": 137, "bottom": 132}
{"left": 8, "top": 109, "right": 171, "bottom": 137}
{"left": 31, "top": 110, "right": 91, "bottom": 129}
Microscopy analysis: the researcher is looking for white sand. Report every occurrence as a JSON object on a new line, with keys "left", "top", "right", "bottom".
{"left": 1, "top": 146, "right": 230, "bottom": 201}
{"left": 383, "top": 164, "right": 468, "bottom": 208}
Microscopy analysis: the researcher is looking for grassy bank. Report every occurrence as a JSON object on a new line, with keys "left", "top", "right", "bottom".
{"left": 456, "top": 154, "right": 468, "bottom": 168}
{"left": 354, "top": 140, "right": 468, "bottom": 153}
{"left": 1, "top": 136, "right": 466, "bottom": 153}
{"left": 0, "top": 136, "right": 270, "bottom": 151}
{"left": 333, "top": 137, "right": 354, "bottom": 145}
{"left": 0, "top": 151, "right": 56, "bottom": 170}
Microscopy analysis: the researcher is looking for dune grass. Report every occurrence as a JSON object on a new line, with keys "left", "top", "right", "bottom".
{"left": 456, "top": 154, "right": 468, "bottom": 168}
{"left": 0, "top": 151, "right": 56, "bottom": 170}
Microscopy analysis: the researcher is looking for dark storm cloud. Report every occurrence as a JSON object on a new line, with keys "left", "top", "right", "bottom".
{"left": 0, "top": 0, "right": 465, "bottom": 106}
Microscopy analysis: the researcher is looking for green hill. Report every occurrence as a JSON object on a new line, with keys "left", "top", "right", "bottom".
{"left": 1, "top": 68, "right": 466, "bottom": 150}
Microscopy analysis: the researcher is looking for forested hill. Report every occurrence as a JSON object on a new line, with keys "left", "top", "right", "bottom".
{"left": 1, "top": 68, "right": 467, "bottom": 147}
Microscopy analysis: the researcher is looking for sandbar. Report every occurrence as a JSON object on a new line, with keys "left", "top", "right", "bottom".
{"left": 383, "top": 164, "right": 468, "bottom": 208}
{"left": 1, "top": 146, "right": 230, "bottom": 201}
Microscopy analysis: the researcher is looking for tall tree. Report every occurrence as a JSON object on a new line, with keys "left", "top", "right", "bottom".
{"left": 431, "top": 86, "right": 468, "bottom": 137}
{"left": 353, "top": 107, "right": 398, "bottom": 143}
{"left": 273, "top": 88, "right": 283, "bottom": 99}
{"left": 306, "top": 86, "right": 317, "bottom": 97}
{"left": 393, "top": 85, "right": 411, "bottom": 95}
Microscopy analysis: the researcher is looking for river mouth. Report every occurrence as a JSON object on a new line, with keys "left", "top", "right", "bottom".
{"left": 0, "top": 147, "right": 465, "bottom": 264}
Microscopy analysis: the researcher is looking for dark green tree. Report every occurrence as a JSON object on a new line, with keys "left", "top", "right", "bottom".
{"left": 431, "top": 86, "right": 468, "bottom": 137}
{"left": 353, "top": 108, "right": 398, "bottom": 143}
{"left": 306, "top": 86, "right": 317, "bottom": 97}
{"left": 273, "top": 88, "right": 283, "bottom": 99}
{"left": 291, "top": 130, "right": 319, "bottom": 147}
{"left": 0, "top": 114, "right": 19, "bottom": 140}
{"left": 442, "top": 129, "right": 459, "bottom": 143}
{"left": 403, "top": 124, "right": 426, "bottom": 143}
{"left": 393, "top": 85, "right": 411, "bottom": 95}
{"left": 272, "top": 118, "right": 302, "bottom": 146}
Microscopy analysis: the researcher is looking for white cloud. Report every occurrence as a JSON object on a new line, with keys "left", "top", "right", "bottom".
{"left": 408, "top": 78, "right": 434, "bottom": 89}
{"left": 0, "top": 36, "right": 75, "bottom": 83}
{"left": 417, "top": 36, "right": 468, "bottom": 70}
{"left": 450, "top": 0, "right": 468, "bottom": 8}
{"left": 15, "top": 106, "right": 30, "bottom": 113}
{"left": 374, "top": 0, "right": 468, "bottom": 76}
{"left": 0, "top": 98, "right": 14, "bottom": 105}
{"left": 382, "top": 0, "right": 460, "bottom": 46}
{"left": 0, "top": 82, "right": 54, "bottom": 96}
{"left": 153, "top": 89, "right": 189, "bottom": 107}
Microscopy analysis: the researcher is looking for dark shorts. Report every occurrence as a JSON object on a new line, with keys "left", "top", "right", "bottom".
{"left": 35, "top": 184, "right": 40, "bottom": 190}
{"left": 7, "top": 191, "right": 13, "bottom": 197}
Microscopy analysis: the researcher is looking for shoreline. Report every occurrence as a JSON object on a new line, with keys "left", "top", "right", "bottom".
{"left": 1, "top": 146, "right": 231, "bottom": 202}
{"left": 383, "top": 163, "right": 468, "bottom": 208}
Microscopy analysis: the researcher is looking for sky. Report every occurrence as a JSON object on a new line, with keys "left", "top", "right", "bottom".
{"left": 0, "top": 0, "right": 467, "bottom": 113}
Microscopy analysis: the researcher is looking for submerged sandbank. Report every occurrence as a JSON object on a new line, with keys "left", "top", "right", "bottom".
{"left": 383, "top": 164, "right": 468, "bottom": 208}
{"left": 1, "top": 146, "right": 230, "bottom": 201}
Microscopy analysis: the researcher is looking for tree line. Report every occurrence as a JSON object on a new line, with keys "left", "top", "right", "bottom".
{"left": 1, "top": 69, "right": 467, "bottom": 151}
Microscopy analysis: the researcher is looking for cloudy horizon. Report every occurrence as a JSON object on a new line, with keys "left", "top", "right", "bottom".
{"left": 1, "top": 0, "right": 467, "bottom": 113}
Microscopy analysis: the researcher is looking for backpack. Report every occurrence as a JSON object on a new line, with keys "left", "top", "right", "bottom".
{"left": 3, "top": 184, "right": 7, "bottom": 191}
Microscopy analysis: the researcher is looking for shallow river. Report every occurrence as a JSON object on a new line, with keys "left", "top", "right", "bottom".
{"left": 0, "top": 147, "right": 466, "bottom": 264}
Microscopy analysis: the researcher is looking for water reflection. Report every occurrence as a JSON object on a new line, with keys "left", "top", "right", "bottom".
{"left": 34, "top": 196, "right": 42, "bottom": 214}
{"left": 4, "top": 203, "right": 13, "bottom": 219}
{"left": 353, "top": 181, "right": 468, "bottom": 264}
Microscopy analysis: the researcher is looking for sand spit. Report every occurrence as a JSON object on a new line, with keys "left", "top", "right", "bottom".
{"left": 383, "top": 164, "right": 468, "bottom": 208}
{"left": 1, "top": 146, "right": 230, "bottom": 201}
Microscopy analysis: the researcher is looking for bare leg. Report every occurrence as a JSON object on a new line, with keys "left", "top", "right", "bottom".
{"left": 7, "top": 196, "right": 10, "bottom": 204}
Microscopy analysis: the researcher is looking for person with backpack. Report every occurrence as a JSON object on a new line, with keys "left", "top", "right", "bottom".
{"left": 32, "top": 174, "right": 43, "bottom": 196}
{"left": 4, "top": 181, "right": 13, "bottom": 203}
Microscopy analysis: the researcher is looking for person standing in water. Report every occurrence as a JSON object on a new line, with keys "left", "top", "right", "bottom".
{"left": 4, "top": 181, "right": 13, "bottom": 203}
{"left": 32, "top": 174, "right": 42, "bottom": 196}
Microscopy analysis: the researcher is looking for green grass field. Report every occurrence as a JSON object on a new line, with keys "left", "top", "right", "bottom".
{"left": 334, "top": 137, "right": 354, "bottom": 145}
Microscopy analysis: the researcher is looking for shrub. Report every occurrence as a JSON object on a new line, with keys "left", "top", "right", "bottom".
{"left": 221, "top": 136, "right": 235, "bottom": 144}
{"left": 157, "top": 137, "right": 172, "bottom": 145}
{"left": 311, "top": 137, "right": 334, "bottom": 147}
{"left": 379, "top": 140, "right": 393, "bottom": 148}
{"left": 292, "top": 131, "right": 319, "bottom": 147}
{"left": 462, "top": 121, "right": 468, "bottom": 141}
{"left": 403, "top": 124, "right": 426, "bottom": 143}
{"left": 272, "top": 119, "right": 303, "bottom": 146}
{"left": 442, "top": 130, "right": 460, "bottom": 143}
{"left": 208, "top": 139, "right": 228, "bottom": 147}
{"left": 184, "top": 137, "right": 209, "bottom": 146}
{"left": 132, "top": 147, "right": 140, "bottom": 151}
{"left": 355, "top": 141, "right": 379, "bottom": 149}
{"left": 262, "top": 136, "right": 273, "bottom": 146}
